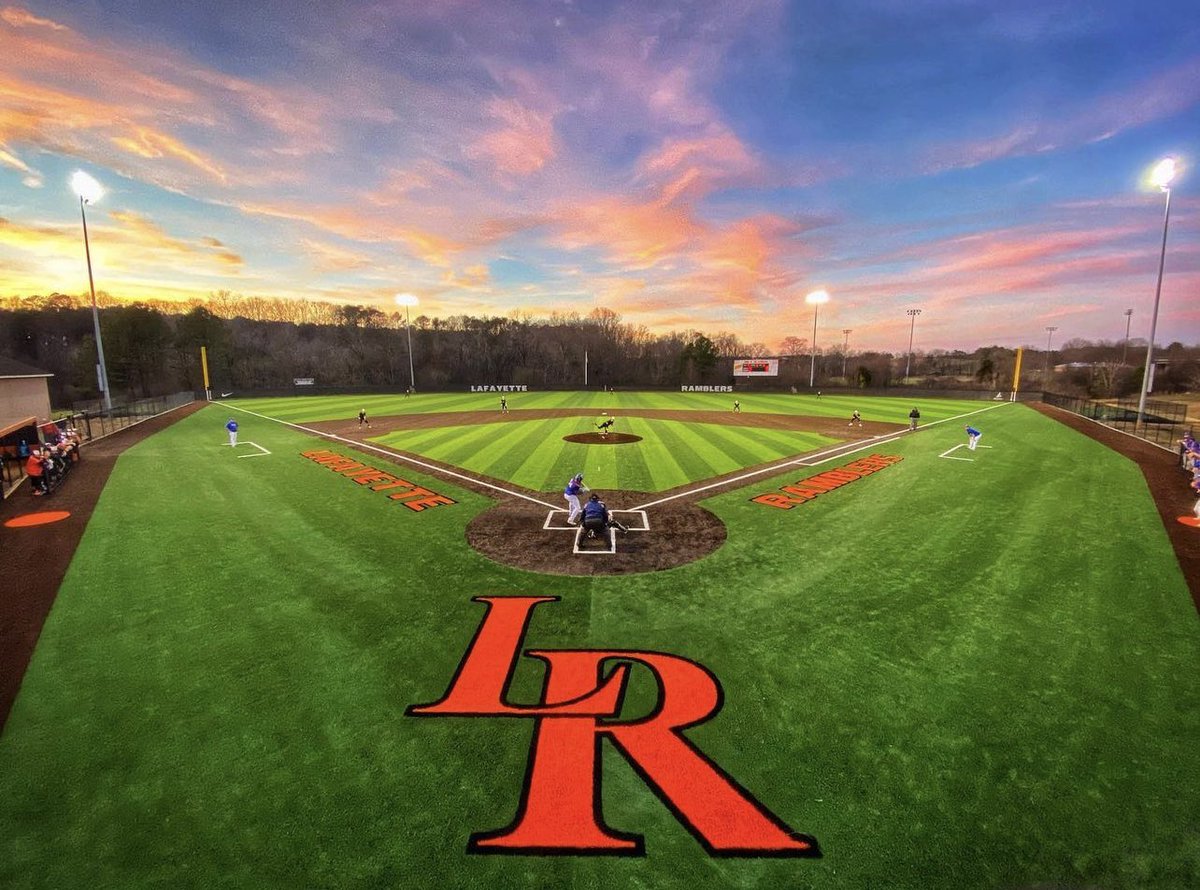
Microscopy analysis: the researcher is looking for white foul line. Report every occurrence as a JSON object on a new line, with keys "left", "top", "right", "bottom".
{"left": 224, "top": 405, "right": 559, "bottom": 509}
{"left": 633, "top": 401, "right": 1013, "bottom": 510}
{"left": 225, "top": 399, "right": 1012, "bottom": 514}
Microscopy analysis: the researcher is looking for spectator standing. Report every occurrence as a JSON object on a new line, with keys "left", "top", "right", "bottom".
{"left": 25, "top": 449, "right": 47, "bottom": 495}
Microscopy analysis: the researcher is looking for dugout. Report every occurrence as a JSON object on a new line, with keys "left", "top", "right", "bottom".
{"left": 0, "top": 416, "right": 39, "bottom": 498}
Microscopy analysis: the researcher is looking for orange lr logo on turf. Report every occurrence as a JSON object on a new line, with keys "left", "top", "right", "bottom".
{"left": 407, "top": 597, "right": 820, "bottom": 858}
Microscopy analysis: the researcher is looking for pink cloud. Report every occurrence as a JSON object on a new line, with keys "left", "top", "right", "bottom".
{"left": 0, "top": 6, "right": 369, "bottom": 195}
{"left": 465, "top": 97, "right": 558, "bottom": 179}
{"left": 0, "top": 7, "right": 65, "bottom": 31}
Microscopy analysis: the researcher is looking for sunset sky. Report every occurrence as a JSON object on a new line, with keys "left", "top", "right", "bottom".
{"left": 1, "top": 0, "right": 1197, "bottom": 353}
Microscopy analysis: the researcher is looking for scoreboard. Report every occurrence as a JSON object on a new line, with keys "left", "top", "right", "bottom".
{"left": 732, "top": 358, "right": 779, "bottom": 376}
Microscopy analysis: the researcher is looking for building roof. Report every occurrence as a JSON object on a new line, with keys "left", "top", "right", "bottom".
{"left": 0, "top": 355, "right": 53, "bottom": 379}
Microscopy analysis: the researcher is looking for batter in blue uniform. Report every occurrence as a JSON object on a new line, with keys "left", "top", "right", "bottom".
{"left": 563, "top": 473, "right": 587, "bottom": 525}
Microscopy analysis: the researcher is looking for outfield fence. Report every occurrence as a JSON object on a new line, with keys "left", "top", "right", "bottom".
{"left": 1042, "top": 391, "right": 1189, "bottom": 450}
{"left": 210, "top": 383, "right": 1038, "bottom": 400}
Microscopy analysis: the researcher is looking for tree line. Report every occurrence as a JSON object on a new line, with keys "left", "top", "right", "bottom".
{"left": 0, "top": 292, "right": 1195, "bottom": 408}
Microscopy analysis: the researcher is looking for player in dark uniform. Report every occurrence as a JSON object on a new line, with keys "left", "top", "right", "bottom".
{"left": 596, "top": 417, "right": 616, "bottom": 437}
{"left": 580, "top": 493, "right": 628, "bottom": 537}
{"left": 358, "top": 409, "right": 370, "bottom": 428}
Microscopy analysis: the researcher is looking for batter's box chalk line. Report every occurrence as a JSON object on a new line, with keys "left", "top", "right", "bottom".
{"left": 574, "top": 524, "right": 616, "bottom": 554}
{"left": 236, "top": 441, "right": 271, "bottom": 458}
{"left": 938, "top": 443, "right": 992, "bottom": 461}
{"left": 544, "top": 508, "right": 649, "bottom": 532}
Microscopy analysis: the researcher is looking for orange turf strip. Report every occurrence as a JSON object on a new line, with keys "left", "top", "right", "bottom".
{"left": 4, "top": 511, "right": 71, "bottom": 528}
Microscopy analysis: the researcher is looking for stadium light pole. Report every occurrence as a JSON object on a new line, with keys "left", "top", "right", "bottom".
{"left": 1043, "top": 326, "right": 1058, "bottom": 384}
{"left": 71, "top": 170, "right": 112, "bottom": 412}
{"left": 394, "top": 293, "right": 419, "bottom": 392}
{"left": 1121, "top": 308, "right": 1133, "bottom": 365}
{"left": 805, "top": 290, "right": 829, "bottom": 388}
{"left": 842, "top": 328, "right": 852, "bottom": 379}
{"left": 1136, "top": 157, "right": 1177, "bottom": 431}
{"left": 904, "top": 308, "right": 921, "bottom": 380}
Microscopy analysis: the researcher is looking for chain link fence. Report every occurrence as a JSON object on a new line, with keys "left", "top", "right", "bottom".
{"left": 61, "top": 392, "right": 196, "bottom": 443}
{"left": 1043, "top": 392, "right": 1190, "bottom": 450}
{"left": 2, "top": 392, "right": 196, "bottom": 499}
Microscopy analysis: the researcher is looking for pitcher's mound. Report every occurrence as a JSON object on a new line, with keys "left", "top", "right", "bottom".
{"left": 563, "top": 432, "right": 642, "bottom": 445}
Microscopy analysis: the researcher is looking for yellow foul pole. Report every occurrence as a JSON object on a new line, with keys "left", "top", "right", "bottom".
{"left": 200, "top": 346, "right": 212, "bottom": 401}
{"left": 1010, "top": 347, "right": 1023, "bottom": 402}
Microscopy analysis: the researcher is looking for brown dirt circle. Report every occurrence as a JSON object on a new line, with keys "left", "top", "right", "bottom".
{"left": 466, "top": 491, "right": 726, "bottom": 577}
{"left": 562, "top": 432, "right": 643, "bottom": 445}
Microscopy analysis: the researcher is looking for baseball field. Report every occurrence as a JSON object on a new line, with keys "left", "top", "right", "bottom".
{"left": 1, "top": 391, "right": 1197, "bottom": 889}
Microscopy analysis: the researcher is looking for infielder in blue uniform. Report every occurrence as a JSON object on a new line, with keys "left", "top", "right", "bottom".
{"left": 965, "top": 425, "right": 982, "bottom": 450}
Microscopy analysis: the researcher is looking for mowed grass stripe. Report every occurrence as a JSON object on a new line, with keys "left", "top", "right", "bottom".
{"left": 693, "top": 422, "right": 798, "bottom": 468}
{"left": 749, "top": 426, "right": 839, "bottom": 456}
{"left": 376, "top": 423, "right": 482, "bottom": 455}
{"left": 615, "top": 429, "right": 654, "bottom": 491}
{"left": 484, "top": 419, "right": 579, "bottom": 488}
{"left": 433, "top": 419, "right": 541, "bottom": 469}
{"left": 507, "top": 431, "right": 573, "bottom": 492}
{"left": 546, "top": 419, "right": 596, "bottom": 489}
{"left": 646, "top": 421, "right": 724, "bottom": 488}
{"left": 670, "top": 421, "right": 742, "bottom": 477}
{"left": 619, "top": 417, "right": 688, "bottom": 490}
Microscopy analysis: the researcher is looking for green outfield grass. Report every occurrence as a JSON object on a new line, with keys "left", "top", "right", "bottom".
{"left": 231, "top": 390, "right": 987, "bottom": 493}
{"left": 1, "top": 395, "right": 1197, "bottom": 890}
{"left": 373, "top": 416, "right": 838, "bottom": 492}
